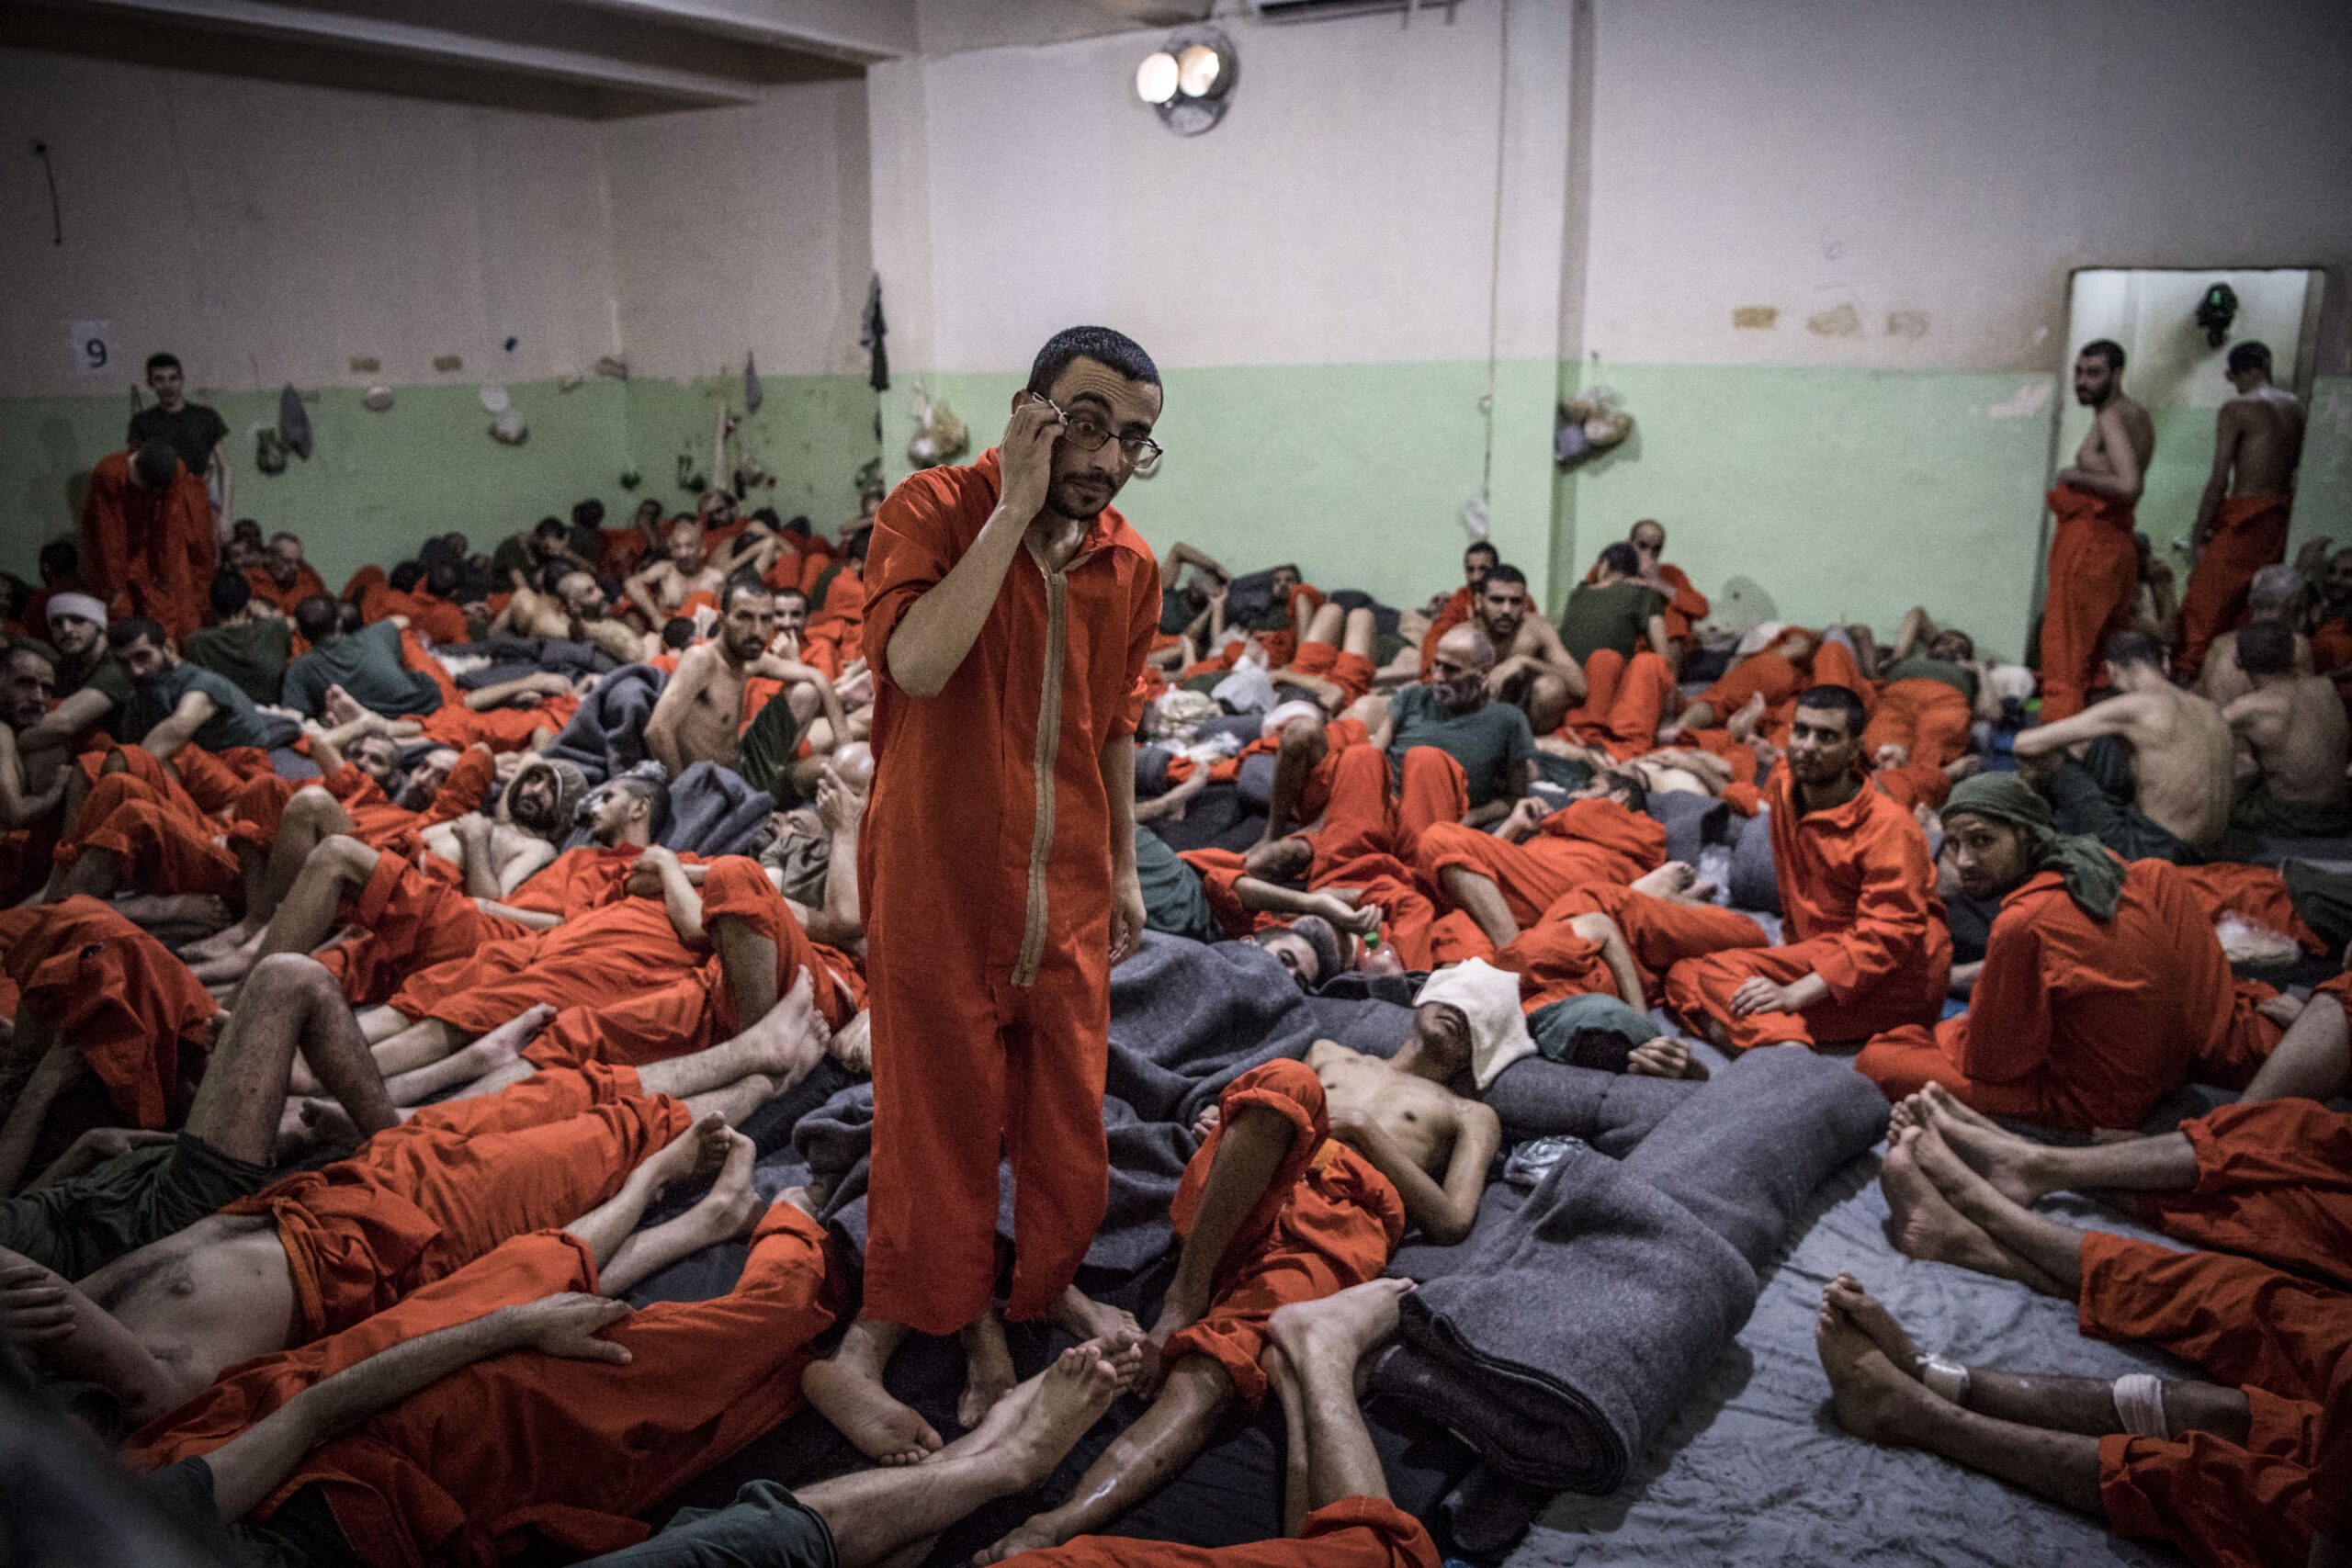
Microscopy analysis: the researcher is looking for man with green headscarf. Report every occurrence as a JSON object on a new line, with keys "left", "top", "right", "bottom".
{"left": 1853, "top": 772, "right": 2290, "bottom": 1130}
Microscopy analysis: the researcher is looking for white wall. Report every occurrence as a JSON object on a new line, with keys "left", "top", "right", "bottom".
{"left": 2064, "top": 268, "right": 2318, "bottom": 414}
{"left": 0, "top": 50, "right": 620, "bottom": 398}
{"left": 1578, "top": 0, "right": 2352, "bottom": 375}
{"left": 602, "top": 78, "right": 876, "bottom": 379}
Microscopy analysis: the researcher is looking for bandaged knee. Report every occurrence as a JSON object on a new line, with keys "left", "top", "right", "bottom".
{"left": 2111, "top": 1372, "right": 2170, "bottom": 1438}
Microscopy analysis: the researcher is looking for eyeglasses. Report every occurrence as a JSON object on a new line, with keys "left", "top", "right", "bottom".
{"left": 1044, "top": 399, "right": 1163, "bottom": 475}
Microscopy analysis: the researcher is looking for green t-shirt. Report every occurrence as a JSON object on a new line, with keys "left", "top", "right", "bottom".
{"left": 1386, "top": 682, "right": 1536, "bottom": 807}
{"left": 185, "top": 617, "right": 293, "bottom": 706}
{"left": 1136, "top": 824, "right": 1216, "bottom": 942}
{"left": 1557, "top": 581, "right": 1663, "bottom": 663}
{"left": 63, "top": 652, "right": 136, "bottom": 721}
{"left": 128, "top": 401, "right": 230, "bottom": 475}
{"left": 1881, "top": 654, "right": 1979, "bottom": 704}
{"left": 122, "top": 661, "right": 272, "bottom": 752}
{"left": 282, "top": 619, "right": 443, "bottom": 719}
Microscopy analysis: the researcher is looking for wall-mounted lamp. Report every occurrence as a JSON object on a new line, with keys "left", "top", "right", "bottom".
{"left": 1136, "top": 25, "right": 1237, "bottom": 135}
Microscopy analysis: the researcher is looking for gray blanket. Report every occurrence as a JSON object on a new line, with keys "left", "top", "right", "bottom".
{"left": 662, "top": 761, "right": 775, "bottom": 859}
{"left": 546, "top": 662, "right": 663, "bottom": 783}
{"left": 1373, "top": 1047, "right": 1887, "bottom": 1547}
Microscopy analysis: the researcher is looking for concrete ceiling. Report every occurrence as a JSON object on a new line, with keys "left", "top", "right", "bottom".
{"left": 0, "top": 0, "right": 920, "bottom": 117}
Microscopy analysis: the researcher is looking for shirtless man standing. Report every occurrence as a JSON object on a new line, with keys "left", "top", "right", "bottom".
{"left": 626, "top": 522, "right": 727, "bottom": 626}
{"left": 974, "top": 973, "right": 1500, "bottom": 1562}
{"left": 644, "top": 579, "right": 842, "bottom": 775}
{"left": 2040, "top": 341, "right": 2155, "bottom": 721}
{"left": 2223, "top": 620, "right": 2352, "bottom": 838}
{"left": 1475, "top": 564, "right": 1582, "bottom": 734}
{"left": 2178, "top": 340, "right": 2305, "bottom": 680}
{"left": 2014, "top": 629, "right": 2233, "bottom": 862}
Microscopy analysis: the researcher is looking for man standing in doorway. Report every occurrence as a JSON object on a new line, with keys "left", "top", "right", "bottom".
{"left": 2176, "top": 340, "right": 2304, "bottom": 680}
{"left": 130, "top": 352, "right": 232, "bottom": 536}
{"left": 805, "top": 326, "right": 1163, "bottom": 1461}
{"left": 2039, "top": 340, "right": 2154, "bottom": 721}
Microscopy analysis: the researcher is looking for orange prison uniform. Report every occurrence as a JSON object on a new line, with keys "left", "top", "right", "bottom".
{"left": 2171, "top": 862, "right": 2328, "bottom": 955}
{"left": 1586, "top": 558, "right": 1709, "bottom": 645}
{"left": 1162, "top": 1059, "right": 1405, "bottom": 1407}
{"left": 1190, "top": 716, "right": 1370, "bottom": 826}
{"left": 243, "top": 562, "right": 330, "bottom": 617}
{"left": 1560, "top": 648, "right": 1676, "bottom": 752}
{"left": 2040, "top": 482, "right": 2141, "bottom": 721}
{"left": 386, "top": 875, "right": 707, "bottom": 1038}
{"left": 2, "top": 897, "right": 217, "bottom": 1129}
{"left": 859, "top": 446, "right": 1159, "bottom": 1333}
{"left": 135, "top": 1205, "right": 837, "bottom": 1567}
{"left": 1858, "top": 674, "right": 1975, "bottom": 812}
{"left": 1417, "top": 585, "right": 1476, "bottom": 679}
{"left": 1417, "top": 797, "right": 1667, "bottom": 930}
{"left": 2134, "top": 1099, "right": 2352, "bottom": 1291}
{"left": 1018, "top": 1501, "right": 1442, "bottom": 1568}
{"left": 1188, "top": 844, "right": 1445, "bottom": 974}
{"left": 52, "top": 765, "right": 243, "bottom": 901}
{"left": 1664, "top": 769, "right": 1949, "bottom": 1051}
{"left": 2082, "top": 1235, "right": 2348, "bottom": 1568}
{"left": 217, "top": 1065, "right": 685, "bottom": 1342}
{"left": 1540, "top": 882, "right": 1768, "bottom": 998}
{"left": 1310, "top": 743, "right": 1468, "bottom": 882}
{"left": 1851, "top": 859, "right": 2279, "bottom": 1129}
{"left": 1290, "top": 639, "right": 1378, "bottom": 707}
{"left": 238, "top": 749, "right": 493, "bottom": 862}
{"left": 526, "top": 855, "right": 864, "bottom": 1070}
{"left": 2177, "top": 493, "right": 2294, "bottom": 680}
{"left": 415, "top": 694, "right": 581, "bottom": 753}
{"left": 79, "top": 448, "right": 215, "bottom": 643}
{"left": 358, "top": 586, "right": 470, "bottom": 649}
{"left": 800, "top": 554, "right": 866, "bottom": 674}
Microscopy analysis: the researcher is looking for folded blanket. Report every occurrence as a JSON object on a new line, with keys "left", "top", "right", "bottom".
{"left": 546, "top": 663, "right": 664, "bottom": 784}
{"left": 1374, "top": 1048, "right": 1885, "bottom": 1509}
{"left": 663, "top": 761, "right": 775, "bottom": 858}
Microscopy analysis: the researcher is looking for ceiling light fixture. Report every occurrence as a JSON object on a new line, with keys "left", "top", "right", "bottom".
{"left": 1138, "top": 25, "right": 1237, "bottom": 135}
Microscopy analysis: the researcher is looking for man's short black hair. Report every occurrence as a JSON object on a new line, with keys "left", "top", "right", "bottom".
{"left": 131, "top": 440, "right": 181, "bottom": 489}
{"left": 107, "top": 617, "right": 167, "bottom": 652}
{"left": 425, "top": 558, "right": 461, "bottom": 597}
{"left": 1025, "top": 326, "right": 1159, "bottom": 399}
{"left": 845, "top": 529, "right": 871, "bottom": 564}
{"left": 1483, "top": 564, "right": 1529, "bottom": 590}
{"left": 388, "top": 561, "right": 424, "bottom": 593}
{"left": 1600, "top": 770, "right": 1649, "bottom": 815}
{"left": 294, "top": 594, "right": 341, "bottom": 644}
{"left": 2079, "top": 339, "right": 2126, "bottom": 372}
{"left": 1465, "top": 541, "right": 1500, "bottom": 563}
{"left": 534, "top": 516, "right": 571, "bottom": 541}
{"left": 607, "top": 769, "right": 673, "bottom": 841}
{"left": 720, "top": 573, "right": 773, "bottom": 615}
{"left": 774, "top": 585, "right": 810, "bottom": 612}
{"left": 784, "top": 514, "right": 812, "bottom": 536}
{"left": 661, "top": 616, "right": 695, "bottom": 650}
{"left": 571, "top": 499, "right": 605, "bottom": 529}
{"left": 1794, "top": 682, "right": 1869, "bottom": 739}
{"left": 1598, "top": 541, "right": 1641, "bottom": 576}
{"left": 2102, "top": 627, "right": 2164, "bottom": 671}
{"left": 2237, "top": 618, "right": 2296, "bottom": 677}
{"left": 209, "top": 569, "right": 251, "bottom": 619}
{"left": 2226, "top": 341, "right": 2272, "bottom": 377}
{"left": 144, "top": 353, "right": 182, "bottom": 376}
{"left": 40, "top": 539, "right": 79, "bottom": 579}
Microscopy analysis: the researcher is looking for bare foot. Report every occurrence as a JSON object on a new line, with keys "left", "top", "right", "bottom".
{"left": 472, "top": 1003, "right": 558, "bottom": 1060}
{"left": 804, "top": 1325, "right": 944, "bottom": 1465}
{"left": 1822, "top": 1273, "right": 1924, "bottom": 1378}
{"left": 1050, "top": 1286, "right": 1142, "bottom": 1356}
{"left": 114, "top": 892, "right": 232, "bottom": 936}
{"left": 636, "top": 1113, "right": 735, "bottom": 1202}
{"left": 979, "top": 1340, "right": 1124, "bottom": 1509}
{"left": 1631, "top": 861, "right": 1699, "bottom": 899}
{"left": 1726, "top": 693, "right": 1769, "bottom": 742}
{"left": 1816, "top": 1293, "right": 1931, "bottom": 1447}
{"left": 1944, "top": 753, "right": 1986, "bottom": 783}
{"left": 177, "top": 913, "right": 261, "bottom": 961}
{"left": 1879, "top": 1128, "right": 2028, "bottom": 1280}
{"left": 322, "top": 684, "right": 368, "bottom": 727}
{"left": 1888, "top": 1090, "right": 1931, "bottom": 1138}
{"left": 684, "top": 1130, "right": 763, "bottom": 1240}
{"left": 958, "top": 1311, "right": 1017, "bottom": 1431}
{"left": 1267, "top": 1277, "right": 1415, "bottom": 1379}
{"left": 830, "top": 1012, "right": 872, "bottom": 1075}
{"left": 1918, "top": 1086, "right": 2045, "bottom": 1206}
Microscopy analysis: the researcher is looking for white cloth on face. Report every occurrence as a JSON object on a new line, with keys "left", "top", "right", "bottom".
{"left": 1214, "top": 660, "right": 1277, "bottom": 716}
{"left": 46, "top": 592, "right": 107, "bottom": 628}
{"left": 1417, "top": 956, "right": 1538, "bottom": 1090}
{"left": 1733, "top": 621, "right": 1788, "bottom": 659}
{"left": 1261, "top": 700, "right": 1322, "bottom": 738}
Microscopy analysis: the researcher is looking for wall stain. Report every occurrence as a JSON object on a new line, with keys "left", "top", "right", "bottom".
{"left": 1806, "top": 304, "right": 1861, "bottom": 337}
{"left": 1732, "top": 306, "right": 1779, "bottom": 329}
{"left": 1885, "top": 310, "right": 1929, "bottom": 338}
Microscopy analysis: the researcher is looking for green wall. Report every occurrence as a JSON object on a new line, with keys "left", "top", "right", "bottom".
{"left": 0, "top": 373, "right": 884, "bottom": 594}
{"left": 9, "top": 363, "right": 2343, "bottom": 659}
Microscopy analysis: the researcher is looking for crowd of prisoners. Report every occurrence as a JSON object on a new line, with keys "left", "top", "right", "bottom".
{"left": 0, "top": 327, "right": 2344, "bottom": 1568}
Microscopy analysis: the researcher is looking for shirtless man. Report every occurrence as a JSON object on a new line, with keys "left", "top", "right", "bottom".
{"left": 492, "top": 565, "right": 645, "bottom": 666}
{"left": 2178, "top": 340, "right": 2305, "bottom": 679}
{"left": 2195, "top": 564, "right": 2312, "bottom": 707}
{"left": 2014, "top": 629, "right": 2232, "bottom": 861}
{"left": 2224, "top": 620, "right": 2352, "bottom": 837}
{"left": 972, "top": 972, "right": 1499, "bottom": 1562}
{"left": 419, "top": 751, "right": 583, "bottom": 897}
{"left": 2040, "top": 341, "right": 2155, "bottom": 722}
{"left": 626, "top": 521, "right": 727, "bottom": 626}
{"left": 645, "top": 579, "right": 842, "bottom": 775}
{"left": 1, "top": 645, "right": 69, "bottom": 842}
{"left": 1475, "top": 564, "right": 1582, "bottom": 734}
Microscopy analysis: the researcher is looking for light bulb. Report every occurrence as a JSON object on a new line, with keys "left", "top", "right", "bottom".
{"left": 1176, "top": 44, "right": 1222, "bottom": 97}
{"left": 1136, "top": 51, "right": 1179, "bottom": 106}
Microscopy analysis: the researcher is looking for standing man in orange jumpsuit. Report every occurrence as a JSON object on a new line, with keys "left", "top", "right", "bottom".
{"left": 804, "top": 326, "right": 1163, "bottom": 1463}
{"left": 2040, "top": 341, "right": 2154, "bottom": 721}
{"left": 80, "top": 439, "right": 216, "bottom": 644}
{"left": 2176, "top": 340, "right": 2304, "bottom": 680}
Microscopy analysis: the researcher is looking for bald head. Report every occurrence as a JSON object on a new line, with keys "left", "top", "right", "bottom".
{"left": 2247, "top": 564, "right": 2302, "bottom": 620}
{"left": 1436, "top": 623, "right": 1496, "bottom": 672}
{"left": 831, "top": 739, "right": 875, "bottom": 792}
{"left": 1427, "top": 623, "right": 1496, "bottom": 714}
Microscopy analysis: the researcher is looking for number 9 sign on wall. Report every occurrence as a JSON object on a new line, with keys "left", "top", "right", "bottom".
{"left": 70, "top": 320, "right": 114, "bottom": 377}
